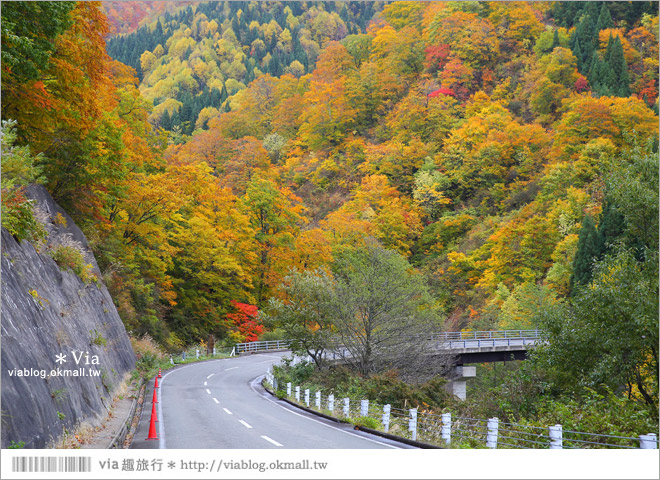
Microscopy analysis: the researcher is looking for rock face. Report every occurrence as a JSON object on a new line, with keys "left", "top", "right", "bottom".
{"left": 1, "top": 185, "right": 135, "bottom": 448}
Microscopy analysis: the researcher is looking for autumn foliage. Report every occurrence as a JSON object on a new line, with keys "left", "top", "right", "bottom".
{"left": 1, "top": 1, "right": 658, "bottom": 356}
{"left": 224, "top": 301, "right": 263, "bottom": 343}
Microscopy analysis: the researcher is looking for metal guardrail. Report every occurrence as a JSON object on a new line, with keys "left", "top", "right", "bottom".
{"left": 235, "top": 331, "right": 544, "bottom": 355}
{"left": 235, "top": 339, "right": 290, "bottom": 354}
{"left": 109, "top": 379, "right": 145, "bottom": 449}
{"left": 265, "top": 364, "right": 659, "bottom": 450}
{"left": 429, "top": 329, "right": 544, "bottom": 341}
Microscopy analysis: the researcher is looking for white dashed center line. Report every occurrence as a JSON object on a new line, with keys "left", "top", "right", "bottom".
{"left": 206, "top": 389, "right": 211, "bottom": 394}
{"left": 223, "top": 408, "right": 232, "bottom": 415}
{"left": 204, "top": 381, "right": 207, "bottom": 386}
{"left": 261, "top": 435, "right": 283, "bottom": 447}
{"left": 238, "top": 420, "right": 252, "bottom": 429}
{"left": 213, "top": 398, "right": 220, "bottom": 404}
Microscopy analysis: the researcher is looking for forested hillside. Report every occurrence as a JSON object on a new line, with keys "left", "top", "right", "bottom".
{"left": 106, "top": 1, "right": 384, "bottom": 133}
{"left": 2, "top": 1, "right": 658, "bottom": 423}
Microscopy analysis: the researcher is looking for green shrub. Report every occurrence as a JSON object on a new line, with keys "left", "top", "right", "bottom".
{"left": 48, "top": 244, "right": 97, "bottom": 284}
{"left": 1, "top": 120, "right": 46, "bottom": 243}
{"left": 353, "top": 416, "right": 381, "bottom": 430}
{"left": 90, "top": 330, "right": 107, "bottom": 347}
{"left": 49, "top": 244, "right": 85, "bottom": 274}
{"left": 1, "top": 188, "right": 47, "bottom": 242}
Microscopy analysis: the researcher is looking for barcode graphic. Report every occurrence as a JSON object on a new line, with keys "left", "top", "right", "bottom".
{"left": 11, "top": 456, "right": 92, "bottom": 473}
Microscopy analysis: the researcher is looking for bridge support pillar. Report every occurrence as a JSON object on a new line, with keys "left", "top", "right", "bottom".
{"left": 446, "top": 366, "right": 476, "bottom": 400}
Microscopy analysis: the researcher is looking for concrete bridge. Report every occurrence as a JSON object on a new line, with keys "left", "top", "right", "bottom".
{"left": 429, "top": 329, "right": 542, "bottom": 364}
{"left": 426, "top": 330, "right": 544, "bottom": 399}
{"left": 235, "top": 330, "right": 544, "bottom": 400}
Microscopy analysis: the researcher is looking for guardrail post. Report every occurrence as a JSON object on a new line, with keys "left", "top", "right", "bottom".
{"left": 182, "top": 351, "right": 186, "bottom": 360}
{"left": 304, "top": 388, "right": 310, "bottom": 406}
{"left": 486, "top": 417, "right": 499, "bottom": 448}
{"left": 196, "top": 349, "right": 199, "bottom": 359}
{"left": 360, "top": 399, "right": 369, "bottom": 417}
{"left": 328, "top": 394, "right": 335, "bottom": 412}
{"left": 639, "top": 433, "right": 658, "bottom": 449}
{"left": 295, "top": 386, "right": 300, "bottom": 402}
{"left": 382, "top": 405, "right": 391, "bottom": 432}
{"left": 441, "top": 413, "right": 452, "bottom": 445}
{"left": 170, "top": 355, "right": 174, "bottom": 365}
{"left": 549, "top": 424, "right": 563, "bottom": 449}
{"left": 315, "top": 391, "right": 321, "bottom": 409}
{"left": 343, "top": 398, "right": 350, "bottom": 418}
{"left": 286, "top": 382, "right": 292, "bottom": 397}
{"left": 408, "top": 408, "right": 418, "bottom": 441}
{"left": 212, "top": 347, "right": 216, "bottom": 356}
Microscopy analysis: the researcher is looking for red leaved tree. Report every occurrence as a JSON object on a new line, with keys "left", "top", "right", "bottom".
{"left": 225, "top": 301, "right": 263, "bottom": 343}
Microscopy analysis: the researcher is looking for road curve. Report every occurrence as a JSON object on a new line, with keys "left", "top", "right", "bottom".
{"left": 131, "top": 352, "right": 413, "bottom": 449}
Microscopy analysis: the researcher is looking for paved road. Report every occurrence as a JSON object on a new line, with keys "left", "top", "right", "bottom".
{"left": 131, "top": 352, "right": 412, "bottom": 449}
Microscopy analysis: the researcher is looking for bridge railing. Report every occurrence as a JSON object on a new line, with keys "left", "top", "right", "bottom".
{"left": 235, "top": 339, "right": 290, "bottom": 354}
{"left": 429, "top": 329, "right": 544, "bottom": 341}
{"left": 235, "top": 330, "right": 546, "bottom": 355}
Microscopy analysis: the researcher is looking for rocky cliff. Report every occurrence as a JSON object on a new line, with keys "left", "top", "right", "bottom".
{"left": 1, "top": 185, "right": 135, "bottom": 448}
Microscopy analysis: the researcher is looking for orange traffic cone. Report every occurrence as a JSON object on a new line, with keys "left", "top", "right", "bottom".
{"left": 145, "top": 410, "right": 158, "bottom": 440}
{"left": 152, "top": 387, "right": 158, "bottom": 404}
{"left": 155, "top": 376, "right": 159, "bottom": 389}
{"left": 151, "top": 401, "right": 158, "bottom": 422}
{"left": 158, "top": 368, "right": 162, "bottom": 378}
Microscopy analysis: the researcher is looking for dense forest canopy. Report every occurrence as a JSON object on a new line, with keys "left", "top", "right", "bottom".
{"left": 2, "top": 1, "right": 658, "bottom": 415}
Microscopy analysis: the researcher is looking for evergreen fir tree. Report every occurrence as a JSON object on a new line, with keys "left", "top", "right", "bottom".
{"left": 210, "top": 88, "right": 222, "bottom": 108}
{"left": 583, "top": 1, "right": 600, "bottom": 23}
{"left": 587, "top": 50, "right": 601, "bottom": 86}
{"left": 571, "top": 6, "right": 598, "bottom": 73}
{"left": 598, "top": 198, "right": 625, "bottom": 250}
{"left": 552, "top": 29, "right": 561, "bottom": 49}
{"left": 179, "top": 101, "right": 193, "bottom": 127}
{"left": 269, "top": 52, "right": 283, "bottom": 77}
{"left": 569, "top": 215, "right": 604, "bottom": 295}
{"left": 573, "top": 37, "right": 584, "bottom": 71}
{"left": 170, "top": 110, "right": 180, "bottom": 129}
{"left": 596, "top": 2, "right": 615, "bottom": 31}
{"left": 160, "top": 110, "right": 172, "bottom": 130}
{"left": 604, "top": 35, "right": 630, "bottom": 96}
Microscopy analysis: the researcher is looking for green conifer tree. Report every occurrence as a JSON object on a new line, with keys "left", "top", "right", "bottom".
{"left": 596, "top": 2, "right": 615, "bottom": 31}
{"left": 552, "top": 29, "right": 561, "bottom": 49}
{"left": 569, "top": 214, "right": 604, "bottom": 295}
{"left": 598, "top": 198, "right": 625, "bottom": 250}
{"left": 605, "top": 35, "right": 630, "bottom": 96}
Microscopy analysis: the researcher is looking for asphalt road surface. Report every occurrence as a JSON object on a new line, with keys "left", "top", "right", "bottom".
{"left": 131, "top": 352, "right": 413, "bottom": 449}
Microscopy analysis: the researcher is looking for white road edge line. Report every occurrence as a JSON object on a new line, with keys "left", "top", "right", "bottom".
{"left": 207, "top": 373, "right": 214, "bottom": 379}
{"left": 204, "top": 381, "right": 207, "bottom": 386}
{"left": 224, "top": 367, "right": 238, "bottom": 371}
{"left": 213, "top": 398, "right": 220, "bottom": 404}
{"left": 223, "top": 408, "right": 233, "bottom": 415}
{"left": 206, "top": 388, "right": 211, "bottom": 394}
{"left": 249, "top": 375, "right": 401, "bottom": 449}
{"left": 239, "top": 420, "right": 253, "bottom": 429}
{"left": 156, "top": 358, "right": 233, "bottom": 449}
{"left": 261, "top": 435, "right": 283, "bottom": 447}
